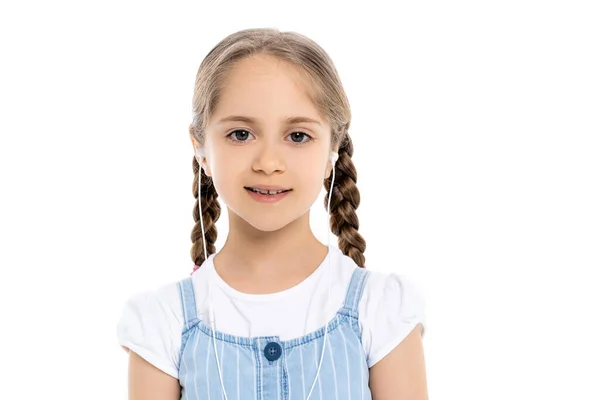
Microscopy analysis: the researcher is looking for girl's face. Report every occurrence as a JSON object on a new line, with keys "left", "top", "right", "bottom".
{"left": 199, "top": 53, "right": 334, "bottom": 232}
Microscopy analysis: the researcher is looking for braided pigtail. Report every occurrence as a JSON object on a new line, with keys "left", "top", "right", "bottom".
{"left": 191, "top": 155, "right": 221, "bottom": 272}
{"left": 324, "top": 135, "right": 366, "bottom": 267}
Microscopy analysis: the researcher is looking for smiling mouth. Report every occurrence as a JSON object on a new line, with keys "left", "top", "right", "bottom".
{"left": 244, "top": 187, "right": 292, "bottom": 195}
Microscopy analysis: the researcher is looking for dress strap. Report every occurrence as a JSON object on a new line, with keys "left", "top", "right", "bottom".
{"left": 178, "top": 277, "right": 197, "bottom": 331}
{"left": 342, "top": 267, "right": 370, "bottom": 314}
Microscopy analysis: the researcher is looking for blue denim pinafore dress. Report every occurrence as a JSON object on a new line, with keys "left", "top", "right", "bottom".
{"left": 177, "top": 267, "right": 372, "bottom": 400}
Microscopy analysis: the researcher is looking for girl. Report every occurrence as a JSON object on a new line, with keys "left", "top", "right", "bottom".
{"left": 117, "top": 28, "right": 428, "bottom": 400}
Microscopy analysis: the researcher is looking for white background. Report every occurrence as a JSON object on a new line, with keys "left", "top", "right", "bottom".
{"left": 1, "top": 0, "right": 598, "bottom": 398}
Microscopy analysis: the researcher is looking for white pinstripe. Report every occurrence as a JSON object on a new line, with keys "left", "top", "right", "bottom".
{"left": 192, "top": 332, "right": 200, "bottom": 398}
{"left": 236, "top": 337, "right": 240, "bottom": 400}
{"left": 313, "top": 340, "right": 322, "bottom": 400}
{"left": 326, "top": 333, "right": 339, "bottom": 400}
{"left": 339, "top": 325, "right": 351, "bottom": 398}
{"left": 299, "top": 349, "right": 306, "bottom": 399}
{"left": 220, "top": 338, "right": 225, "bottom": 400}
{"left": 205, "top": 334, "right": 211, "bottom": 399}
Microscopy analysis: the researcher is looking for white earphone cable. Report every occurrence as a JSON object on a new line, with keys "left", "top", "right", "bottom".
{"left": 197, "top": 149, "right": 337, "bottom": 400}
{"left": 305, "top": 155, "right": 336, "bottom": 400}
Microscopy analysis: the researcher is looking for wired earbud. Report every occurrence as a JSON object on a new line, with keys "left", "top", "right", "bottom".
{"left": 330, "top": 150, "right": 339, "bottom": 164}
{"left": 196, "top": 148, "right": 205, "bottom": 162}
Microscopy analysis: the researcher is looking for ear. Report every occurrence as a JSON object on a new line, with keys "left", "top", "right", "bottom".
{"left": 325, "top": 164, "right": 333, "bottom": 179}
{"left": 190, "top": 134, "right": 212, "bottom": 177}
{"left": 202, "top": 157, "right": 212, "bottom": 177}
{"left": 325, "top": 147, "right": 340, "bottom": 179}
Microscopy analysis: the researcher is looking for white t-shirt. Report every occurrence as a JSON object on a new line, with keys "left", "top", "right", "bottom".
{"left": 116, "top": 245, "right": 426, "bottom": 379}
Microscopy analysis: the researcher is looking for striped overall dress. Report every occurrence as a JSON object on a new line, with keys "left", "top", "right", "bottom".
{"left": 177, "top": 267, "right": 372, "bottom": 400}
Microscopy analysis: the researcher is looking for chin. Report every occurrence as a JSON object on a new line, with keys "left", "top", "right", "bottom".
{"left": 241, "top": 212, "right": 299, "bottom": 232}
{"left": 228, "top": 204, "right": 311, "bottom": 233}
{"left": 223, "top": 189, "right": 319, "bottom": 232}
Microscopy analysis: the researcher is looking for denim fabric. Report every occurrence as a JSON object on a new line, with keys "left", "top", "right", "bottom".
{"left": 177, "top": 267, "right": 372, "bottom": 400}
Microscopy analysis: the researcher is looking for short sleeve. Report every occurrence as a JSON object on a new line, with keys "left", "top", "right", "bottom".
{"left": 116, "top": 282, "right": 183, "bottom": 379}
{"left": 358, "top": 272, "right": 426, "bottom": 368}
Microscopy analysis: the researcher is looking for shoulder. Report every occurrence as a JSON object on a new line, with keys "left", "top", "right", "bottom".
{"left": 120, "top": 280, "right": 183, "bottom": 325}
{"left": 357, "top": 268, "right": 427, "bottom": 368}
{"left": 116, "top": 279, "right": 185, "bottom": 379}
{"left": 335, "top": 249, "right": 425, "bottom": 315}
{"left": 360, "top": 270, "right": 426, "bottom": 323}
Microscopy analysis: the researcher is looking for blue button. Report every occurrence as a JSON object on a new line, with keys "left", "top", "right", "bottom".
{"left": 264, "top": 342, "right": 282, "bottom": 361}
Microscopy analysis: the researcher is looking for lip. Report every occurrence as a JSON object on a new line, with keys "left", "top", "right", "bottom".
{"left": 244, "top": 185, "right": 292, "bottom": 191}
{"left": 245, "top": 187, "right": 292, "bottom": 203}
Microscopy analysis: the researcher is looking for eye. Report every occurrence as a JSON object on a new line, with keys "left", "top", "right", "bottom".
{"left": 286, "top": 131, "right": 313, "bottom": 145}
{"left": 227, "top": 129, "right": 254, "bottom": 143}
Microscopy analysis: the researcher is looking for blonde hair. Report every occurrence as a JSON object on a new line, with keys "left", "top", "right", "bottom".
{"left": 189, "top": 28, "right": 366, "bottom": 269}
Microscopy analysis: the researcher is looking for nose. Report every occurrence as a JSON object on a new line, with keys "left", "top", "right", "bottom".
{"left": 252, "top": 142, "right": 286, "bottom": 175}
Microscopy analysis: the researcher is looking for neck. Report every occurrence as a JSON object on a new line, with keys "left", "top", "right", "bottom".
{"left": 215, "top": 208, "right": 328, "bottom": 278}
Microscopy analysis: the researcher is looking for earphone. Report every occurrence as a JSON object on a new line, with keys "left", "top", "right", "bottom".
{"left": 195, "top": 147, "right": 339, "bottom": 400}
{"left": 330, "top": 150, "right": 338, "bottom": 164}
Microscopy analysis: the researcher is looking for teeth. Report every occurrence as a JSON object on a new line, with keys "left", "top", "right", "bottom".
{"left": 250, "top": 188, "right": 286, "bottom": 195}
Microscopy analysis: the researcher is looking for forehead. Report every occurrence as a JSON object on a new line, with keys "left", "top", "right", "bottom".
{"left": 211, "top": 54, "right": 323, "bottom": 124}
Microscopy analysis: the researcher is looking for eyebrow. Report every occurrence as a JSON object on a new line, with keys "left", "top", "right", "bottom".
{"left": 217, "top": 115, "right": 322, "bottom": 126}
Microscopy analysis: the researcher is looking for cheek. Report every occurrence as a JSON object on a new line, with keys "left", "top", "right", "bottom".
{"left": 299, "top": 163, "right": 328, "bottom": 195}
{"left": 288, "top": 151, "right": 327, "bottom": 179}
{"left": 212, "top": 167, "right": 241, "bottom": 188}
{"left": 208, "top": 155, "right": 245, "bottom": 193}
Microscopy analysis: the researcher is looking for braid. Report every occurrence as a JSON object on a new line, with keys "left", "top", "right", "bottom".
{"left": 191, "top": 155, "right": 221, "bottom": 272}
{"left": 324, "top": 135, "right": 366, "bottom": 267}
